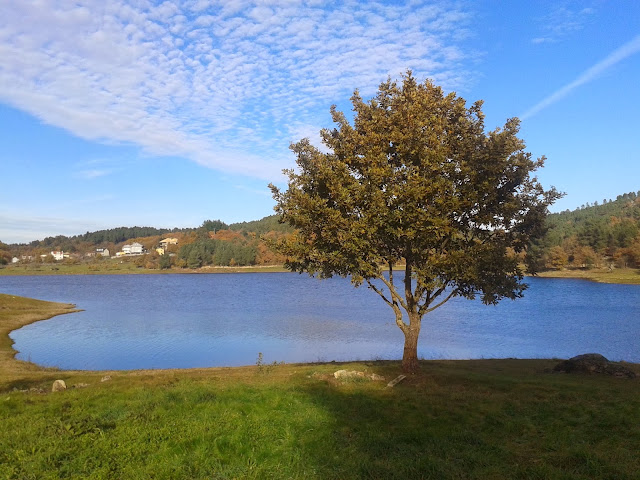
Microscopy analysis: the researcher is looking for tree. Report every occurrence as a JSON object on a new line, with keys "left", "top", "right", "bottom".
{"left": 546, "top": 245, "right": 568, "bottom": 270}
{"left": 0, "top": 241, "right": 10, "bottom": 265}
{"left": 187, "top": 246, "right": 205, "bottom": 269}
{"left": 201, "top": 219, "right": 228, "bottom": 233}
{"left": 158, "top": 253, "right": 172, "bottom": 270}
{"left": 270, "top": 72, "right": 561, "bottom": 373}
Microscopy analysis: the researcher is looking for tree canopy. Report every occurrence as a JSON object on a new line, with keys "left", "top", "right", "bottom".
{"left": 270, "top": 72, "right": 561, "bottom": 373}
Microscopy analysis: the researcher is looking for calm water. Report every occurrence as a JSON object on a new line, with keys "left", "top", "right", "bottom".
{"left": 2, "top": 273, "right": 639, "bottom": 370}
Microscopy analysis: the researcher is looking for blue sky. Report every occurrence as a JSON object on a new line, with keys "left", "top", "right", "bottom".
{"left": 1, "top": 0, "right": 638, "bottom": 244}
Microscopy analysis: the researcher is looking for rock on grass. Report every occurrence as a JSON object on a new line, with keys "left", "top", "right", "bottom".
{"left": 553, "top": 353, "right": 636, "bottom": 378}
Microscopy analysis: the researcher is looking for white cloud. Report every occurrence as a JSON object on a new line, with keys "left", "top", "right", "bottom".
{"left": 521, "top": 35, "right": 640, "bottom": 120}
{"left": 0, "top": 1, "right": 474, "bottom": 181}
{"left": 76, "top": 169, "right": 113, "bottom": 179}
{"left": 531, "top": 37, "right": 552, "bottom": 45}
{"left": 532, "top": 2, "right": 596, "bottom": 44}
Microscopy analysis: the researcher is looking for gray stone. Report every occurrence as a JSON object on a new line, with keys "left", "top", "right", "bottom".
{"left": 334, "top": 370, "right": 361, "bottom": 379}
{"left": 553, "top": 353, "right": 636, "bottom": 378}
{"left": 334, "top": 370, "right": 386, "bottom": 381}
{"left": 51, "top": 380, "right": 67, "bottom": 392}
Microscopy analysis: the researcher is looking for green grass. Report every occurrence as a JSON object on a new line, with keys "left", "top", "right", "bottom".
{"left": 2, "top": 361, "right": 639, "bottom": 479}
{"left": 0, "top": 263, "right": 289, "bottom": 276}
{"left": 1, "top": 295, "right": 639, "bottom": 479}
{"left": 0, "top": 262, "right": 159, "bottom": 275}
{"left": 537, "top": 267, "right": 640, "bottom": 284}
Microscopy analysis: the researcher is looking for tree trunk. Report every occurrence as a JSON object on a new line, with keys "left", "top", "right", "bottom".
{"left": 401, "top": 325, "right": 421, "bottom": 373}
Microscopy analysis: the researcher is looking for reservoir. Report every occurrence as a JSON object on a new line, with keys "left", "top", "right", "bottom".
{"left": 2, "top": 273, "right": 639, "bottom": 370}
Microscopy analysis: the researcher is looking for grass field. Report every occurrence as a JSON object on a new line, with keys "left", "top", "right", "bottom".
{"left": 3, "top": 262, "right": 640, "bottom": 285}
{"left": 1, "top": 294, "right": 639, "bottom": 479}
{"left": 536, "top": 267, "right": 640, "bottom": 284}
{"left": 0, "top": 263, "right": 289, "bottom": 276}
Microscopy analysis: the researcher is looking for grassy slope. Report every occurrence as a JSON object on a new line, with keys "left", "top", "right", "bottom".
{"left": 1, "top": 294, "right": 639, "bottom": 479}
{"left": 0, "top": 294, "right": 79, "bottom": 386}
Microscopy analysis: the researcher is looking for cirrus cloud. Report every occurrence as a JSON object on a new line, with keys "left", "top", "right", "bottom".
{"left": 0, "top": 0, "right": 474, "bottom": 180}
{"left": 521, "top": 35, "right": 640, "bottom": 120}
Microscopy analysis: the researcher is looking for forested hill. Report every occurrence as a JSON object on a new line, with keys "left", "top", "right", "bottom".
{"left": 24, "top": 226, "right": 187, "bottom": 249}
{"left": 11, "top": 216, "right": 289, "bottom": 249}
{"left": 531, "top": 191, "right": 640, "bottom": 270}
{"left": 0, "top": 215, "right": 292, "bottom": 268}
{"left": 229, "top": 215, "right": 293, "bottom": 235}
{"left": 77, "top": 226, "right": 185, "bottom": 245}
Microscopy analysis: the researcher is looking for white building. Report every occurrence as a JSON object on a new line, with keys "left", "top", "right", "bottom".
{"left": 121, "top": 243, "right": 144, "bottom": 255}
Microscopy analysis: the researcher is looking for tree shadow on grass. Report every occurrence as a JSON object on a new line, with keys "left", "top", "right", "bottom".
{"left": 295, "top": 362, "right": 640, "bottom": 480}
{"left": 297, "top": 372, "right": 506, "bottom": 479}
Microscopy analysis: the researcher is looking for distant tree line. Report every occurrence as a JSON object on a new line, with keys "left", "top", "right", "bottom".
{"left": 27, "top": 226, "right": 186, "bottom": 249}
{"left": 200, "top": 219, "right": 228, "bottom": 233}
{"left": 229, "top": 215, "right": 294, "bottom": 235}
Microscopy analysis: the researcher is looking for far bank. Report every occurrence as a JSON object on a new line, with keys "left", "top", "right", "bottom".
{"left": 535, "top": 267, "right": 640, "bottom": 284}
{"left": 0, "top": 263, "right": 289, "bottom": 276}
{"left": 2, "top": 262, "right": 640, "bottom": 285}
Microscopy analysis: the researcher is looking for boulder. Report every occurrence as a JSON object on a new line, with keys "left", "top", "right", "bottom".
{"left": 333, "top": 370, "right": 385, "bottom": 381}
{"left": 51, "top": 380, "right": 67, "bottom": 392}
{"left": 334, "top": 370, "right": 364, "bottom": 379}
{"left": 553, "top": 354, "right": 636, "bottom": 378}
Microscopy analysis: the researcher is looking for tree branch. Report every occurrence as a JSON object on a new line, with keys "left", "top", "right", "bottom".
{"left": 405, "top": 261, "right": 413, "bottom": 312}
{"left": 366, "top": 278, "right": 408, "bottom": 333}
{"left": 432, "top": 285, "right": 447, "bottom": 301}
{"left": 365, "top": 279, "right": 393, "bottom": 308}
{"left": 378, "top": 274, "right": 408, "bottom": 311}
{"left": 422, "top": 289, "right": 458, "bottom": 315}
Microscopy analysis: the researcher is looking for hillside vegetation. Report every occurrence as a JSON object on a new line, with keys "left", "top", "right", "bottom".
{"left": 0, "top": 216, "right": 292, "bottom": 270}
{"left": 528, "top": 191, "right": 640, "bottom": 272}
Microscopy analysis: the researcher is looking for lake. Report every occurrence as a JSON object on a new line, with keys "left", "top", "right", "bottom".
{"left": 2, "top": 273, "right": 639, "bottom": 370}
